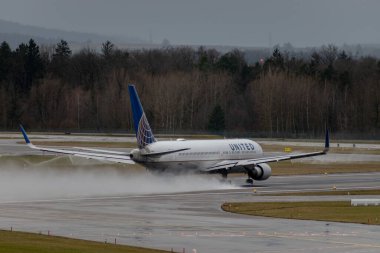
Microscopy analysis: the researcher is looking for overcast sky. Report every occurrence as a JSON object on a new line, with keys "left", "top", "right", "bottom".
{"left": 1, "top": 0, "right": 380, "bottom": 47}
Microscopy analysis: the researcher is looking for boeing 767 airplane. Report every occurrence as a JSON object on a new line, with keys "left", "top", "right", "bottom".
{"left": 20, "top": 84, "right": 329, "bottom": 184}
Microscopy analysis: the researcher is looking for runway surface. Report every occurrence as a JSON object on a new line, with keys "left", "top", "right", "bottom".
{"left": 0, "top": 135, "right": 380, "bottom": 252}
{"left": 0, "top": 173, "right": 379, "bottom": 253}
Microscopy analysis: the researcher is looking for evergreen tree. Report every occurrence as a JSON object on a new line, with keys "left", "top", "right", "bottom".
{"left": 25, "top": 39, "right": 44, "bottom": 90}
{"left": 208, "top": 105, "right": 225, "bottom": 132}
{"left": 12, "top": 43, "right": 28, "bottom": 91}
{"left": 0, "top": 41, "right": 12, "bottom": 82}
{"left": 269, "top": 48, "right": 284, "bottom": 70}
{"left": 53, "top": 40, "right": 72, "bottom": 58}
{"left": 216, "top": 50, "right": 251, "bottom": 91}
{"left": 216, "top": 50, "right": 246, "bottom": 75}
{"left": 51, "top": 40, "right": 72, "bottom": 79}
{"left": 101, "top": 40, "right": 114, "bottom": 58}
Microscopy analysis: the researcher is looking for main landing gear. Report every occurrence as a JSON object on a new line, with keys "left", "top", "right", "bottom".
{"left": 246, "top": 178, "right": 253, "bottom": 184}
{"left": 219, "top": 168, "right": 254, "bottom": 185}
{"left": 221, "top": 169, "right": 228, "bottom": 181}
{"left": 245, "top": 167, "right": 256, "bottom": 185}
{"left": 219, "top": 169, "right": 232, "bottom": 184}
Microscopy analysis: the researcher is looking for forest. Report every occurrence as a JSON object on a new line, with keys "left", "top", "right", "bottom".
{"left": 0, "top": 39, "right": 379, "bottom": 138}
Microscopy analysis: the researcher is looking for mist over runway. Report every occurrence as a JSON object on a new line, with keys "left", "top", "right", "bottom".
{"left": 0, "top": 165, "right": 238, "bottom": 203}
{"left": 1, "top": 135, "right": 380, "bottom": 252}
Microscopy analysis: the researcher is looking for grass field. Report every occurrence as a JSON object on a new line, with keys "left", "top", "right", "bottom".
{"left": 264, "top": 189, "right": 380, "bottom": 196}
{"left": 260, "top": 143, "right": 380, "bottom": 155}
{"left": 271, "top": 160, "right": 380, "bottom": 175}
{"left": 221, "top": 201, "right": 380, "bottom": 225}
{"left": 257, "top": 138, "right": 380, "bottom": 144}
{"left": 0, "top": 230, "right": 169, "bottom": 253}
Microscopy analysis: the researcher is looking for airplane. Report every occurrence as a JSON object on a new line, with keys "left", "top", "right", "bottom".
{"left": 20, "top": 84, "right": 329, "bottom": 184}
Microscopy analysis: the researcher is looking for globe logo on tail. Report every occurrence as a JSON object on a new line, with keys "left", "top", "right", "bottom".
{"left": 137, "top": 113, "right": 156, "bottom": 148}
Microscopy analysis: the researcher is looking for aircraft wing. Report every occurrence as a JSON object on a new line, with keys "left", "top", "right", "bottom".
{"left": 237, "top": 150, "right": 327, "bottom": 166}
{"left": 203, "top": 130, "right": 330, "bottom": 172}
{"left": 20, "top": 125, "right": 135, "bottom": 164}
{"left": 203, "top": 150, "right": 328, "bottom": 172}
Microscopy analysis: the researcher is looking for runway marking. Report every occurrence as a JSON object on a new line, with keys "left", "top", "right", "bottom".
{"left": 274, "top": 172, "right": 380, "bottom": 179}
{"left": 1, "top": 183, "right": 380, "bottom": 205}
{"left": 253, "top": 245, "right": 372, "bottom": 253}
{"left": 18, "top": 228, "right": 379, "bottom": 252}
{"left": 258, "top": 185, "right": 380, "bottom": 194}
{"left": 0, "top": 189, "right": 257, "bottom": 205}
{"left": 255, "top": 231, "right": 380, "bottom": 249}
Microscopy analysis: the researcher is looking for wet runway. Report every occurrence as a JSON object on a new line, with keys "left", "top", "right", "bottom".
{"left": 0, "top": 134, "right": 380, "bottom": 252}
{"left": 0, "top": 173, "right": 379, "bottom": 253}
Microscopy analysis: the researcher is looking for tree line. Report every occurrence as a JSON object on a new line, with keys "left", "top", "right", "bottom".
{"left": 0, "top": 39, "right": 379, "bottom": 138}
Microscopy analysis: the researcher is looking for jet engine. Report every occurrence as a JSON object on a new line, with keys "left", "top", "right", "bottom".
{"left": 247, "top": 163, "right": 272, "bottom": 181}
{"left": 130, "top": 149, "right": 143, "bottom": 161}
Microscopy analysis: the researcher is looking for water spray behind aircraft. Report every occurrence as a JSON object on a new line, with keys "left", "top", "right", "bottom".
{"left": 0, "top": 164, "right": 237, "bottom": 203}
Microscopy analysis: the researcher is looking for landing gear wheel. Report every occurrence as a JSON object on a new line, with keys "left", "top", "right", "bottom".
{"left": 220, "top": 169, "right": 228, "bottom": 181}
{"left": 246, "top": 178, "right": 253, "bottom": 184}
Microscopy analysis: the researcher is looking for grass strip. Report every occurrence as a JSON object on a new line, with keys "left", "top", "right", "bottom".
{"left": 222, "top": 201, "right": 380, "bottom": 225}
{"left": 260, "top": 144, "right": 380, "bottom": 155}
{"left": 0, "top": 230, "right": 169, "bottom": 253}
{"left": 271, "top": 161, "right": 380, "bottom": 175}
{"left": 264, "top": 189, "right": 380, "bottom": 196}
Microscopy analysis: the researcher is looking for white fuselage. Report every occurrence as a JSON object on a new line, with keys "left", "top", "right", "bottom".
{"left": 133, "top": 139, "right": 263, "bottom": 173}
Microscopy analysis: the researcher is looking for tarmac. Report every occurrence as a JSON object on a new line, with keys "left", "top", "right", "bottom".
{"left": 0, "top": 134, "right": 380, "bottom": 252}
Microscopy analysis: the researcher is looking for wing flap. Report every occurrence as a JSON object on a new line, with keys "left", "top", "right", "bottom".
{"left": 73, "top": 147, "right": 129, "bottom": 155}
{"left": 71, "top": 154, "right": 135, "bottom": 164}
{"left": 27, "top": 143, "right": 135, "bottom": 164}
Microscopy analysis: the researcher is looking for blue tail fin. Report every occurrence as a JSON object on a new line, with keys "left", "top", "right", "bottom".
{"left": 20, "top": 124, "right": 31, "bottom": 144}
{"left": 128, "top": 84, "right": 156, "bottom": 148}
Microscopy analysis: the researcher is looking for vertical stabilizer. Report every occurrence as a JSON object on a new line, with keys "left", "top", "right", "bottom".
{"left": 128, "top": 84, "right": 156, "bottom": 148}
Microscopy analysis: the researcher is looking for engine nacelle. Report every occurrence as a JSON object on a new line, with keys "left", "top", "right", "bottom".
{"left": 251, "top": 163, "right": 272, "bottom": 181}
{"left": 130, "top": 149, "right": 144, "bottom": 162}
